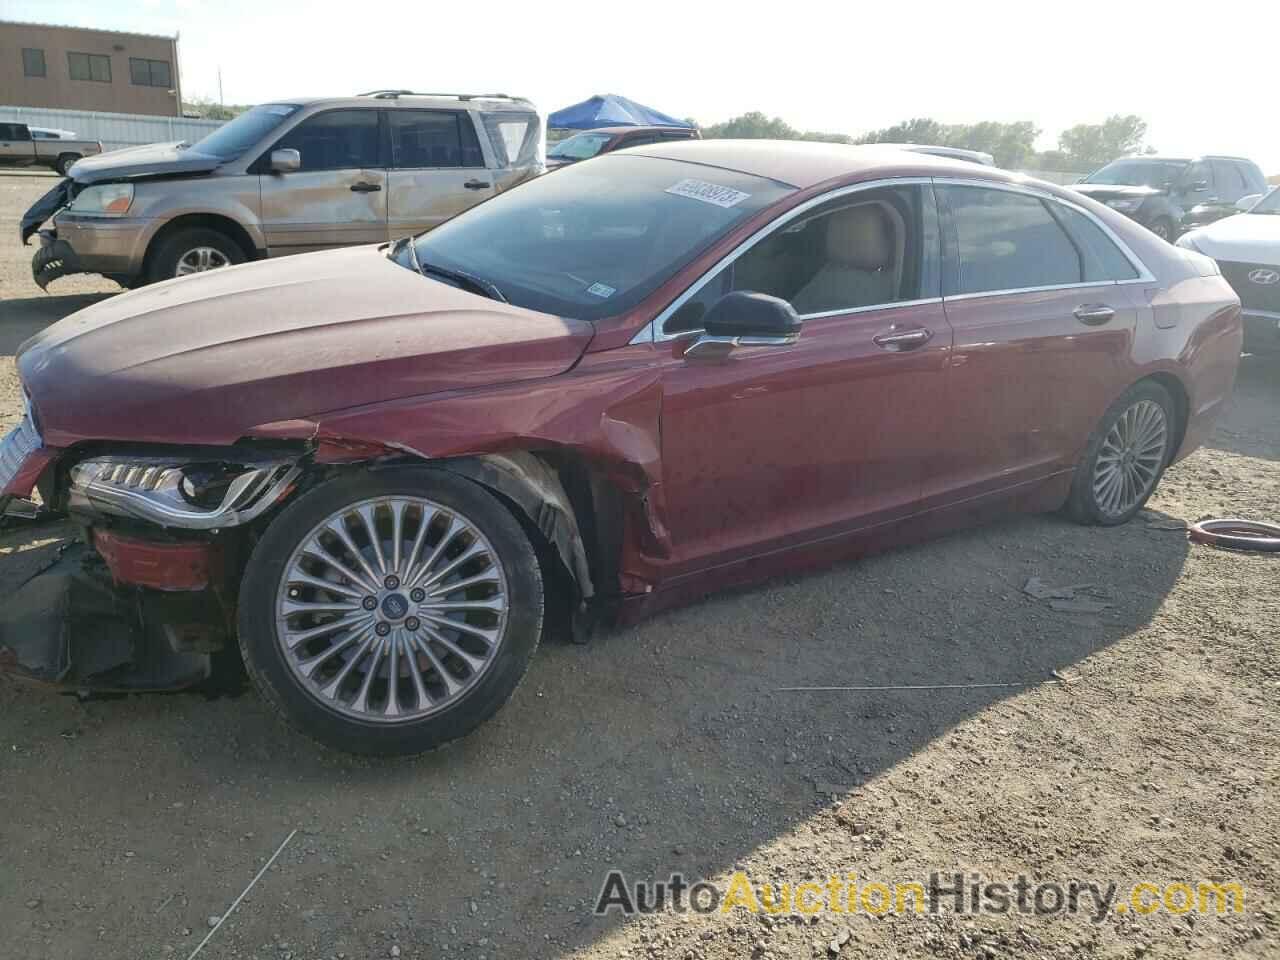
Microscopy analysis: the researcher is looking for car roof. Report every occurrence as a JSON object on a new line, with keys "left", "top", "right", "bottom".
{"left": 277, "top": 94, "right": 535, "bottom": 112}
{"left": 623, "top": 138, "right": 1008, "bottom": 189}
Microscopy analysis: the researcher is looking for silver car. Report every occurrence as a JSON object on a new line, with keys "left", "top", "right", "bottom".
{"left": 21, "top": 91, "right": 543, "bottom": 289}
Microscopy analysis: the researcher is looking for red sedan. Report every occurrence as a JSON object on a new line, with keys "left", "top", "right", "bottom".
{"left": 1, "top": 141, "right": 1241, "bottom": 755}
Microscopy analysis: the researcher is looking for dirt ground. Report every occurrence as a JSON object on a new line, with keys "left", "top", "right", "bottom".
{"left": 0, "top": 172, "right": 1276, "bottom": 960}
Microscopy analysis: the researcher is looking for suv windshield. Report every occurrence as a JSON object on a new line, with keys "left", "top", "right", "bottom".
{"left": 187, "top": 103, "right": 301, "bottom": 160}
{"left": 1084, "top": 159, "right": 1188, "bottom": 188}
{"left": 548, "top": 132, "right": 613, "bottom": 161}
{"left": 401, "top": 154, "right": 794, "bottom": 321}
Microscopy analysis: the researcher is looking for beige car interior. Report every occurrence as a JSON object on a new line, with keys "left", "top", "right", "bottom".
{"left": 730, "top": 200, "right": 905, "bottom": 316}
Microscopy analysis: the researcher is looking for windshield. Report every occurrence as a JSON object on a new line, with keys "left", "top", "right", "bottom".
{"left": 1249, "top": 188, "right": 1280, "bottom": 214}
{"left": 548, "top": 132, "right": 613, "bottom": 161}
{"left": 1084, "top": 159, "right": 1187, "bottom": 188}
{"left": 187, "top": 103, "right": 301, "bottom": 160}
{"left": 401, "top": 154, "right": 794, "bottom": 321}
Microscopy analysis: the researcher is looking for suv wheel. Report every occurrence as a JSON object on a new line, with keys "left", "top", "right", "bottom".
{"left": 149, "top": 227, "right": 244, "bottom": 282}
{"left": 238, "top": 468, "right": 544, "bottom": 756}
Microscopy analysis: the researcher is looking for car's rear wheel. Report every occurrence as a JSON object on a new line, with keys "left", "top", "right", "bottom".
{"left": 1067, "top": 381, "right": 1174, "bottom": 526}
{"left": 55, "top": 153, "right": 81, "bottom": 176}
{"left": 149, "top": 227, "right": 244, "bottom": 282}
{"left": 238, "top": 469, "right": 544, "bottom": 756}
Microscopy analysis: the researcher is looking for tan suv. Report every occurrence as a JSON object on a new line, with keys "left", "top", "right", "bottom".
{"left": 21, "top": 91, "right": 543, "bottom": 289}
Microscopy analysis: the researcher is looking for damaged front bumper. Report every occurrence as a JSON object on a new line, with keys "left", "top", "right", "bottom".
{"left": 0, "top": 541, "right": 228, "bottom": 691}
{"left": 32, "top": 235, "right": 82, "bottom": 291}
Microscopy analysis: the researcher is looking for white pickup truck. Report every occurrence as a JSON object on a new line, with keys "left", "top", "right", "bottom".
{"left": 0, "top": 121, "right": 103, "bottom": 175}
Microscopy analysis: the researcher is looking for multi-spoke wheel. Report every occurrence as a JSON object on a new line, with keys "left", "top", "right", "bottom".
{"left": 1067, "top": 381, "right": 1175, "bottom": 526}
{"left": 239, "top": 469, "right": 543, "bottom": 756}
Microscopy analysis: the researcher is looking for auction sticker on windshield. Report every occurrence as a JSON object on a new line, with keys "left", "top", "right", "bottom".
{"left": 665, "top": 179, "right": 752, "bottom": 209}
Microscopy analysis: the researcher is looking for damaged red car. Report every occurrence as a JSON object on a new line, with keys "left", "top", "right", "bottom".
{"left": 0, "top": 141, "right": 1241, "bottom": 755}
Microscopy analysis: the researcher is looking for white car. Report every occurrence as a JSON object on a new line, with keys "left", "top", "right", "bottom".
{"left": 1178, "top": 188, "right": 1280, "bottom": 354}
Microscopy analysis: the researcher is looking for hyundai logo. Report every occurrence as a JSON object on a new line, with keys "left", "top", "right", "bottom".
{"left": 1248, "top": 268, "right": 1280, "bottom": 286}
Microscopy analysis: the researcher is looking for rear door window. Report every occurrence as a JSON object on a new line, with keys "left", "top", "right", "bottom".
{"left": 272, "top": 110, "right": 380, "bottom": 171}
{"left": 1049, "top": 202, "right": 1139, "bottom": 282}
{"left": 940, "top": 186, "right": 1082, "bottom": 295}
{"left": 389, "top": 109, "right": 484, "bottom": 168}
{"left": 1211, "top": 159, "right": 1245, "bottom": 201}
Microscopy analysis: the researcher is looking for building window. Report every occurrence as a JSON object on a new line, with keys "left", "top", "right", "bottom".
{"left": 129, "top": 57, "right": 172, "bottom": 88}
{"left": 22, "top": 48, "right": 46, "bottom": 78}
{"left": 68, "top": 52, "right": 112, "bottom": 83}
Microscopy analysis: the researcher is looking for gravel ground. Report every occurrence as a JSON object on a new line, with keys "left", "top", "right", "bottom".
{"left": 0, "top": 172, "right": 1276, "bottom": 960}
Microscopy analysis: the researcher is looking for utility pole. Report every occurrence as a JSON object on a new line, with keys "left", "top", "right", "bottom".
{"left": 218, "top": 67, "right": 224, "bottom": 109}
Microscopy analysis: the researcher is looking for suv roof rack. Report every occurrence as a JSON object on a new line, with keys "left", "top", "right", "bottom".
{"left": 356, "top": 89, "right": 526, "bottom": 102}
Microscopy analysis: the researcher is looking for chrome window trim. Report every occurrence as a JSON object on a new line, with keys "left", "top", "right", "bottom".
{"left": 944, "top": 280, "right": 1125, "bottom": 303}
{"left": 932, "top": 176, "right": 1158, "bottom": 288}
{"left": 632, "top": 174, "right": 1156, "bottom": 345}
{"left": 634, "top": 177, "right": 935, "bottom": 344}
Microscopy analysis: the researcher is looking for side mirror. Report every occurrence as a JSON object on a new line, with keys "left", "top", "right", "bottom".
{"left": 1236, "top": 194, "right": 1262, "bottom": 213}
{"left": 685, "top": 291, "right": 802, "bottom": 360}
{"left": 270, "top": 148, "right": 300, "bottom": 173}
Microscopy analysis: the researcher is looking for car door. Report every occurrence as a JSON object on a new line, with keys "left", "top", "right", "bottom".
{"left": 258, "top": 109, "right": 386, "bottom": 255}
{"left": 0, "top": 123, "right": 34, "bottom": 167}
{"left": 385, "top": 108, "right": 492, "bottom": 239}
{"left": 657, "top": 181, "right": 952, "bottom": 575}
{"left": 929, "top": 182, "right": 1146, "bottom": 508}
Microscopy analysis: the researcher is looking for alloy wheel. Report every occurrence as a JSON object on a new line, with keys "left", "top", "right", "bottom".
{"left": 275, "top": 496, "right": 510, "bottom": 723}
{"left": 1092, "top": 399, "right": 1169, "bottom": 519}
{"left": 174, "top": 246, "right": 231, "bottom": 276}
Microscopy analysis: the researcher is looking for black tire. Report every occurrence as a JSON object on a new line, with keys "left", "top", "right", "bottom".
{"left": 55, "top": 153, "right": 81, "bottom": 176}
{"left": 1066, "top": 380, "right": 1175, "bottom": 527}
{"left": 147, "top": 227, "right": 245, "bottom": 282}
{"left": 1149, "top": 217, "right": 1175, "bottom": 242}
{"left": 238, "top": 468, "right": 544, "bottom": 757}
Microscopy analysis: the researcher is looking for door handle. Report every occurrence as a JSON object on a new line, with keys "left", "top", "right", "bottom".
{"left": 1073, "top": 304, "right": 1115, "bottom": 326}
{"left": 463, "top": 179, "right": 492, "bottom": 190}
{"left": 873, "top": 327, "right": 933, "bottom": 351}
{"left": 350, "top": 182, "right": 382, "bottom": 193}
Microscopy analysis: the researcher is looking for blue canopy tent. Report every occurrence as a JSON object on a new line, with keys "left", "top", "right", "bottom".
{"left": 548, "top": 94, "right": 693, "bottom": 130}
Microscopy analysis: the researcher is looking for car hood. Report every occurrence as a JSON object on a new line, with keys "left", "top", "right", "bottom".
{"left": 18, "top": 245, "right": 595, "bottom": 448}
{"left": 1183, "top": 214, "right": 1280, "bottom": 264}
{"left": 1071, "top": 183, "right": 1163, "bottom": 201}
{"left": 69, "top": 141, "right": 223, "bottom": 185}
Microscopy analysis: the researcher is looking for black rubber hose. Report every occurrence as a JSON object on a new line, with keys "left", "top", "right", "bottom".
{"left": 1188, "top": 518, "right": 1280, "bottom": 552}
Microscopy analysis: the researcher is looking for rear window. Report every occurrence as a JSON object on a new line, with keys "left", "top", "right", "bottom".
{"left": 479, "top": 111, "right": 541, "bottom": 168}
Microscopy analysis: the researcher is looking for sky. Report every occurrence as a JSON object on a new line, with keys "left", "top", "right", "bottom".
{"left": 7, "top": 0, "right": 1279, "bottom": 173}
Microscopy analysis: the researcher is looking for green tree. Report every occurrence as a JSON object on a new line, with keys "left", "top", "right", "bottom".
{"left": 700, "top": 111, "right": 800, "bottom": 140}
{"left": 1057, "top": 114, "right": 1149, "bottom": 167}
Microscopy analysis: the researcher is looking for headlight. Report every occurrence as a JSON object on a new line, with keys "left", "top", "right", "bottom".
{"left": 1106, "top": 198, "right": 1144, "bottom": 213}
{"left": 68, "top": 183, "right": 134, "bottom": 216}
{"left": 68, "top": 454, "right": 301, "bottom": 529}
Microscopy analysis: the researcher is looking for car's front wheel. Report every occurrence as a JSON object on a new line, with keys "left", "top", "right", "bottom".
{"left": 1067, "top": 381, "right": 1174, "bottom": 526}
{"left": 238, "top": 468, "right": 544, "bottom": 756}
{"left": 55, "top": 153, "right": 81, "bottom": 176}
